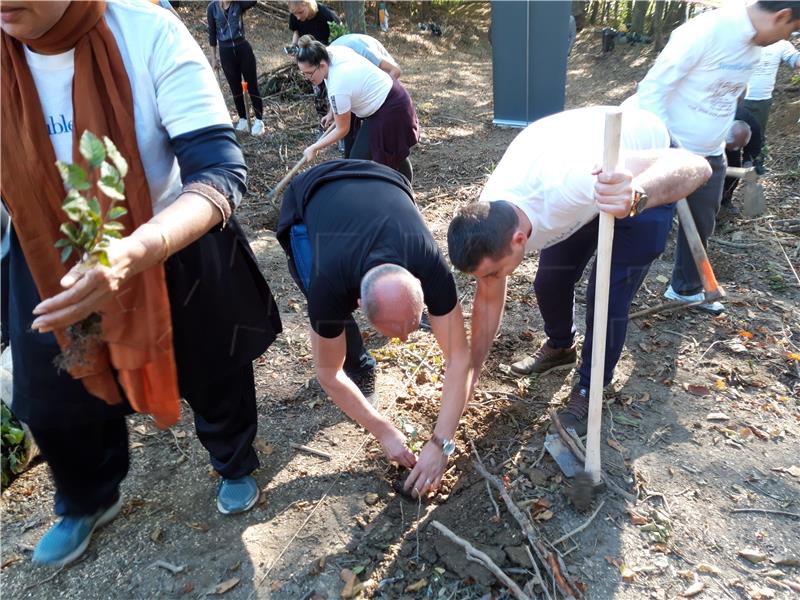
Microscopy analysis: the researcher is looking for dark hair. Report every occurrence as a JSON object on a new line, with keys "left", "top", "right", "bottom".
{"left": 296, "top": 34, "right": 328, "bottom": 66}
{"left": 757, "top": 1, "right": 800, "bottom": 20}
{"left": 447, "top": 201, "right": 518, "bottom": 273}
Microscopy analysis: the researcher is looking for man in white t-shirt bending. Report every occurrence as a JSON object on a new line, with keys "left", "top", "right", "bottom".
{"left": 446, "top": 107, "right": 711, "bottom": 436}
{"left": 625, "top": 1, "right": 800, "bottom": 314}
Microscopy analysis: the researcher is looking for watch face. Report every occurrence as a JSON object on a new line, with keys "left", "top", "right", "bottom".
{"left": 442, "top": 439, "right": 456, "bottom": 456}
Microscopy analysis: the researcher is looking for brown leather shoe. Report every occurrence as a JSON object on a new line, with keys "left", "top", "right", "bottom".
{"left": 557, "top": 385, "right": 590, "bottom": 437}
{"left": 511, "top": 340, "right": 577, "bottom": 376}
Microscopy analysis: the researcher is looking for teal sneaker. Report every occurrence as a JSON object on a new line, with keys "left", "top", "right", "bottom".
{"left": 32, "top": 497, "right": 123, "bottom": 567}
{"left": 217, "top": 475, "right": 259, "bottom": 515}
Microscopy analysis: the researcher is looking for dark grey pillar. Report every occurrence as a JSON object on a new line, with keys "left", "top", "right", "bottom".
{"left": 490, "top": 1, "right": 572, "bottom": 128}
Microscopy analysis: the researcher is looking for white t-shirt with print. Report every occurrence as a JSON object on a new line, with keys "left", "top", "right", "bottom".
{"left": 325, "top": 45, "right": 392, "bottom": 119}
{"left": 745, "top": 40, "right": 800, "bottom": 100}
{"left": 479, "top": 106, "right": 671, "bottom": 252}
{"left": 23, "top": 0, "right": 231, "bottom": 213}
{"left": 625, "top": 2, "right": 760, "bottom": 157}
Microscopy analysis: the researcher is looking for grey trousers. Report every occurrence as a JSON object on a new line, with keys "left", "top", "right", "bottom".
{"left": 670, "top": 153, "right": 727, "bottom": 296}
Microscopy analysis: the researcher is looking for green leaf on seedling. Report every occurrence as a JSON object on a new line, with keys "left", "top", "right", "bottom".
{"left": 56, "top": 161, "right": 91, "bottom": 191}
{"left": 54, "top": 239, "right": 70, "bottom": 248}
{"left": 98, "top": 181, "right": 125, "bottom": 201}
{"left": 88, "top": 197, "right": 102, "bottom": 219}
{"left": 60, "top": 246, "right": 73, "bottom": 263}
{"left": 97, "top": 251, "right": 110, "bottom": 267}
{"left": 107, "top": 206, "right": 127, "bottom": 220}
{"left": 103, "top": 230, "right": 123, "bottom": 240}
{"left": 103, "top": 221, "right": 125, "bottom": 232}
{"left": 79, "top": 130, "right": 105, "bottom": 168}
{"left": 63, "top": 197, "right": 89, "bottom": 221}
{"left": 103, "top": 136, "right": 128, "bottom": 178}
{"left": 351, "top": 566, "right": 365, "bottom": 576}
{"left": 60, "top": 222, "right": 79, "bottom": 243}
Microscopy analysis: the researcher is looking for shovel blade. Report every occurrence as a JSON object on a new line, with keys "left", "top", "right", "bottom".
{"left": 544, "top": 433, "right": 583, "bottom": 477}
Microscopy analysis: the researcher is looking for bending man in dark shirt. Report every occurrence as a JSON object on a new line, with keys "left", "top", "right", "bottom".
{"left": 277, "top": 160, "right": 471, "bottom": 497}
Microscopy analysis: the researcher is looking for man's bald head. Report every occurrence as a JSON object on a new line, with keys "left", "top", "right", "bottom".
{"left": 726, "top": 120, "right": 752, "bottom": 151}
{"left": 360, "top": 264, "right": 424, "bottom": 340}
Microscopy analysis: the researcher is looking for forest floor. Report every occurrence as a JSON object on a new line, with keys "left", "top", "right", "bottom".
{"left": 2, "top": 4, "right": 799, "bottom": 600}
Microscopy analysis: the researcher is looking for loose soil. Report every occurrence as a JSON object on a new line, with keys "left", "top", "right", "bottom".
{"left": 2, "top": 4, "right": 799, "bottom": 600}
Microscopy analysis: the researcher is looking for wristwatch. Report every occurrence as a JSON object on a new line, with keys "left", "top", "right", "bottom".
{"left": 431, "top": 433, "right": 456, "bottom": 457}
{"left": 629, "top": 184, "right": 649, "bottom": 218}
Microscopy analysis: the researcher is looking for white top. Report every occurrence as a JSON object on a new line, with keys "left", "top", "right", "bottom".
{"left": 745, "top": 40, "right": 800, "bottom": 100}
{"left": 325, "top": 45, "right": 392, "bottom": 118}
{"left": 330, "top": 34, "right": 397, "bottom": 69}
{"left": 625, "top": 2, "right": 760, "bottom": 157}
{"left": 479, "top": 107, "right": 671, "bottom": 252}
{"left": 24, "top": 0, "right": 231, "bottom": 213}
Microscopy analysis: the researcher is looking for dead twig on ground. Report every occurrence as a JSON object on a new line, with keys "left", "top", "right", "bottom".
{"left": 767, "top": 222, "right": 800, "bottom": 287}
{"left": 431, "top": 520, "right": 531, "bottom": 600}
{"left": 730, "top": 508, "right": 800, "bottom": 519}
{"left": 471, "top": 441, "right": 582, "bottom": 599}
{"left": 485, "top": 480, "right": 501, "bottom": 520}
{"left": 151, "top": 559, "right": 186, "bottom": 574}
{"left": 552, "top": 500, "right": 606, "bottom": 545}
{"left": 289, "top": 443, "right": 332, "bottom": 460}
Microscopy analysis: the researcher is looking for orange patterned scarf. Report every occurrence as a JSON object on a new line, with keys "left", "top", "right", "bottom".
{"left": 1, "top": 1, "right": 180, "bottom": 427}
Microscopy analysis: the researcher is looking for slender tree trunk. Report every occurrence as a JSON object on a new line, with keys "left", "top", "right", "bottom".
{"left": 653, "top": 0, "right": 666, "bottom": 50}
{"left": 573, "top": 0, "right": 589, "bottom": 30}
{"left": 630, "top": 0, "right": 647, "bottom": 34}
{"left": 343, "top": 1, "right": 366, "bottom": 34}
{"left": 590, "top": 0, "right": 600, "bottom": 25}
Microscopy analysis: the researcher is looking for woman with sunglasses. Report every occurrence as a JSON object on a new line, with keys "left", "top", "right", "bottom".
{"left": 296, "top": 35, "right": 419, "bottom": 182}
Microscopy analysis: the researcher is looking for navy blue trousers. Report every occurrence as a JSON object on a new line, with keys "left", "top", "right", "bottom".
{"left": 289, "top": 224, "right": 375, "bottom": 375}
{"left": 534, "top": 204, "right": 675, "bottom": 389}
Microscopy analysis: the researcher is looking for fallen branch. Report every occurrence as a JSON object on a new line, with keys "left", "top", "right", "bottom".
{"left": 485, "top": 480, "right": 501, "bottom": 520}
{"left": 431, "top": 520, "right": 531, "bottom": 600}
{"left": 629, "top": 299, "right": 703, "bottom": 319}
{"left": 730, "top": 508, "right": 800, "bottom": 519}
{"left": 290, "top": 443, "right": 332, "bottom": 460}
{"left": 767, "top": 222, "right": 800, "bottom": 287}
{"left": 552, "top": 500, "right": 606, "bottom": 545}
{"left": 471, "top": 443, "right": 582, "bottom": 599}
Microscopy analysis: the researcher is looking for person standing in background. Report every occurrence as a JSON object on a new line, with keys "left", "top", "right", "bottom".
{"left": 742, "top": 38, "right": 800, "bottom": 173}
{"left": 208, "top": 0, "right": 265, "bottom": 136}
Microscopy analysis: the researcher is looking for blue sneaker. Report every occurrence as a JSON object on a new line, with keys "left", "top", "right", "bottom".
{"left": 217, "top": 475, "right": 259, "bottom": 515}
{"left": 32, "top": 497, "right": 123, "bottom": 567}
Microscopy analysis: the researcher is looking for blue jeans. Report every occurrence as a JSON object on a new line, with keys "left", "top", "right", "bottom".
{"left": 534, "top": 205, "right": 675, "bottom": 388}
{"left": 290, "top": 224, "right": 375, "bottom": 375}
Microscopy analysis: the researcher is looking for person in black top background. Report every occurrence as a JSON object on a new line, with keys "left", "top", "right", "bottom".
{"left": 208, "top": 0, "right": 265, "bottom": 136}
{"left": 287, "top": 0, "right": 339, "bottom": 46}
{"left": 287, "top": 0, "right": 340, "bottom": 119}
{"left": 277, "top": 160, "right": 472, "bottom": 500}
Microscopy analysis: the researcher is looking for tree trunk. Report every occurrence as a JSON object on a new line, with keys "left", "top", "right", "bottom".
{"left": 590, "top": 0, "right": 600, "bottom": 25}
{"left": 343, "top": 1, "right": 366, "bottom": 34}
{"left": 652, "top": 0, "right": 666, "bottom": 50}
{"left": 573, "top": 0, "right": 588, "bottom": 30}
{"left": 630, "top": 0, "right": 647, "bottom": 34}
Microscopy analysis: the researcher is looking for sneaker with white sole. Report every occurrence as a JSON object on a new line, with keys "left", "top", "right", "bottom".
{"left": 250, "top": 118, "right": 265, "bottom": 137}
{"left": 235, "top": 118, "right": 248, "bottom": 132}
{"left": 32, "top": 497, "right": 123, "bottom": 567}
{"left": 664, "top": 284, "right": 724, "bottom": 315}
{"left": 217, "top": 475, "right": 259, "bottom": 515}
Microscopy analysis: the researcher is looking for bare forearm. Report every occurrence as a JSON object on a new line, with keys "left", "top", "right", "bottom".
{"left": 434, "top": 355, "right": 471, "bottom": 439}
{"left": 469, "top": 280, "right": 506, "bottom": 373}
{"left": 629, "top": 149, "right": 712, "bottom": 208}
{"left": 318, "top": 371, "right": 392, "bottom": 437}
{"left": 130, "top": 191, "right": 223, "bottom": 274}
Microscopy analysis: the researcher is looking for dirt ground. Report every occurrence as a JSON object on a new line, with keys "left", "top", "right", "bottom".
{"left": 2, "top": 4, "right": 799, "bottom": 600}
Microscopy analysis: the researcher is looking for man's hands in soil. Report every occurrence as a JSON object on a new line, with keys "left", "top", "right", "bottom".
{"left": 378, "top": 425, "right": 417, "bottom": 469}
{"left": 404, "top": 440, "right": 447, "bottom": 499}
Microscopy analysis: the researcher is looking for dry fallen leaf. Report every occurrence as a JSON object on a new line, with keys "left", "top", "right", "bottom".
{"left": 706, "top": 412, "right": 731, "bottom": 421}
{"left": 748, "top": 587, "right": 776, "bottom": 599}
{"left": 696, "top": 562, "right": 721, "bottom": 575}
{"left": 619, "top": 565, "right": 636, "bottom": 583}
{"left": 687, "top": 384, "right": 711, "bottom": 396}
{"left": 738, "top": 548, "right": 768, "bottom": 564}
{"left": 714, "top": 378, "right": 727, "bottom": 391}
{"left": 682, "top": 580, "right": 705, "bottom": 597}
{"left": 364, "top": 493, "right": 379, "bottom": 506}
{"left": 534, "top": 509, "right": 554, "bottom": 521}
{"left": 677, "top": 569, "right": 695, "bottom": 580}
{"left": 607, "top": 438, "right": 629, "bottom": 456}
{"left": 738, "top": 329, "right": 754, "bottom": 339}
{"left": 629, "top": 512, "right": 648, "bottom": 526}
{"left": 405, "top": 578, "right": 427, "bottom": 593}
{"left": 209, "top": 578, "right": 240, "bottom": 595}
{"left": 254, "top": 439, "right": 274, "bottom": 455}
{"left": 340, "top": 569, "right": 362, "bottom": 599}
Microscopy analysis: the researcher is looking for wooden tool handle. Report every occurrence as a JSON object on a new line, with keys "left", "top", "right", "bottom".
{"left": 267, "top": 123, "right": 335, "bottom": 200}
{"left": 584, "top": 109, "right": 622, "bottom": 485}
{"left": 675, "top": 198, "right": 725, "bottom": 301}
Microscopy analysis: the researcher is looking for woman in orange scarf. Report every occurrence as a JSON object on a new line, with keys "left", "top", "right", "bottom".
{"left": 1, "top": 0, "right": 281, "bottom": 566}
